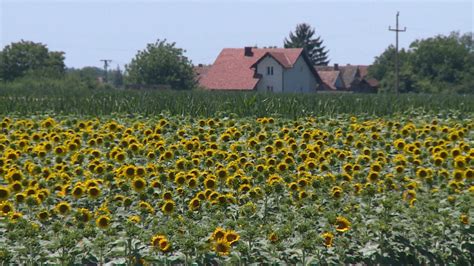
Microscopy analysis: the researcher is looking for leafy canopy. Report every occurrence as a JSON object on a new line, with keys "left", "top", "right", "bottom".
{"left": 0, "top": 40, "right": 65, "bottom": 81}
{"left": 125, "top": 39, "right": 196, "bottom": 90}
{"left": 284, "top": 23, "right": 330, "bottom": 66}
{"left": 369, "top": 32, "right": 474, "bottom": 93}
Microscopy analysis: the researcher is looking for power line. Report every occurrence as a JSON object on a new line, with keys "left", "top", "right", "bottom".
{"left": 389, "top": 11, "right": 406, "bottom": 94}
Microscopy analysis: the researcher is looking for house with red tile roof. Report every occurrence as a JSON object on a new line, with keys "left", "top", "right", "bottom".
{"left": 199, "top": 47, "right": 323, "bottom": 92}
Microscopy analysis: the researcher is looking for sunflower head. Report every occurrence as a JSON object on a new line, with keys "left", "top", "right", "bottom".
{"left": 1, "top": 201, "right": 14, "bottom": 215}
{"left": 335, "top": 216, "right": 351, "bottom": 233}
{"left": 212, "top": 227, "right": 226, "bottom": 241}
{"left": 132, "top": 178, "right": 147, "bottom": 192}
{"left": 56, "top": 201, "right": 71, "bottom": 215}
{"left": 159, "top": 238, "right": 171, "bottom": 252}
{"left": 76, "top": 208, "right": 92, "bottom": 223}
{"left": 95, "top": 215, "right": 111, "bottom": 229}
{"left": 224, "top": 230, "right": 240, "bottom": 245}
{"left": 188, "top": 197, "right": 201, "bottom": 211}
{"left": 87, "top": 186, "right": 101, "bottom": 199}
{"left": 268, "top": 232, "right": 279, "bottom": 243}
{"left": 213, "top": 238, "right": 231, "bottom": 257}
{"left": 0, "top": 186, "right": 10, "bottom": 201}
{"left": 151, "top": 234, "right": 165, "bottom": 248}
{"left": 161, "top": 200, "right": 175, "bottom": 215}
{"left": 322, "top": 232, "right": 334, "bottom": 247}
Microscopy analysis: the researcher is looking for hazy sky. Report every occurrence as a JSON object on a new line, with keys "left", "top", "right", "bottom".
{"left": 1, "top": 0, "right": 472, "bottom": 69}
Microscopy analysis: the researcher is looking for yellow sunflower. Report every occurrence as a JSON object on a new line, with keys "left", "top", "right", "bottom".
{"left": 87, "top": 186, "right": 101, "bottom": 199}
{"left": 188, "top": 197, "right": 201, "bottom": 211}
{"left": 335, "top": 216, "right": 351, "bottom": 233}
{"left": 1, "top": 201, "right": 14, "bottom": 215}
{"left": 213, "top": 238, "right": 231, "bottom": 257}
{"left": 95, "top": 215, "right": 111, "bottom": 229}
{"left": 0, "top": 186, "right": 10, "bottom": 201}
{"left": 132, "top": 178, "right": 147, "bottom": 193}
{"left": 161, "top": 200, "right": 175, "bottom": 215}
{"left": 224, "top": 229, "right": 240, "bottom": 245}
{"left": 55, "top": 201, "right": 71, "bottom": 215}
{"left": 322, "top": 232, "right": 334, "bottom": 247}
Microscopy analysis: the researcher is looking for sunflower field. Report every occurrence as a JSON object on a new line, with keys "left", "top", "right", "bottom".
{"left": 0, "top": 111, "right": 472, "bottom": 264}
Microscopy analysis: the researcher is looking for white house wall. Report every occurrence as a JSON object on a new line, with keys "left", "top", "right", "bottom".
{"left": 283, "top": 56, "right": 318, "bottom": 93}
{"left": 255, "top": 56, "right": 283, "bottom": 93}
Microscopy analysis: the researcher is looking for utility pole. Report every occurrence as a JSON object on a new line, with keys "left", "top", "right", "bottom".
{"left": 389, "top": 11, "right": 406, "bottom": 94}
{"left": 100, "top": 59, "right": 112, "bottom": 83}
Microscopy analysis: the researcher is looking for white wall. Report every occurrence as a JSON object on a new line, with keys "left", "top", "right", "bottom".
{"left": 255, "top": 56, "right": 283, "bottom": 93}
{"left": 283, "top": 56, "right": 318, "bottom": 93}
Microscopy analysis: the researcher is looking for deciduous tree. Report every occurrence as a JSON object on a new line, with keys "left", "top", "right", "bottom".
{"left": 125, "top": 39, "right": 195, "bottom": 90}
{"left": 0, "top": 40, "right": 65, "bottom": 81}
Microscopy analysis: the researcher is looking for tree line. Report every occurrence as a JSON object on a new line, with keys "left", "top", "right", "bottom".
{"left": 369, "top": 32, "right": 473, "bottom": 94}
{"left": 0, "top": 26, "right": 472, "bottom": 93}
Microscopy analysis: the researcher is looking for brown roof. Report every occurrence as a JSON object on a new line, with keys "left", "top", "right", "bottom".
{"left": 366, "top": 78, "right": 380, "bottom": 88}
{"left": 318, "top": 70, "right": 341, "bottom": 90}
{"left": 339, "top": 66, "right": 360, "bottom": 88}
{"left": 315, "top": 66, "right": 334, "bottom": 71}
{"left": 358, "top": 65, "right": 370, "bottom": 79}
{"left": 200, "top": 48, "right": 318, "bottom": 90}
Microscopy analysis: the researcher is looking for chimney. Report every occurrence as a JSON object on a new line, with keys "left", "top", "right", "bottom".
{"left": 198, "top": 63, "right": 203, "bottom": 67}
{"left": 334, "top": 63, "right": 339, "bottom": 71}
{"left": 244, "top": 47, "right": 253, "bottom": 57}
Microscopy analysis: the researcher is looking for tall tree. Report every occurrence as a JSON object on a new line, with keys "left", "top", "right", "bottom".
{"left": 125, "top": 39, "right": 195, "bottom": 90}
{"left": 284, "top": 23, "right": 330, "bottom": 66}
{"left": 0, "top": 40, "right": 65, "bottom": 81}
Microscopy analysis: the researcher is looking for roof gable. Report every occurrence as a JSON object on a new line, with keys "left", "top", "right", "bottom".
{"left": 318, "top": 70, "right": 343, "bottom": 90}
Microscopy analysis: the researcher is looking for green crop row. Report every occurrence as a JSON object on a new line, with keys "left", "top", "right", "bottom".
{"left": 0, "top": 83, "right": 473, "bottom": 117}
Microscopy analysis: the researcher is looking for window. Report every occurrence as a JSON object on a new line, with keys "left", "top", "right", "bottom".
{"left": 267, "top": 86, "right": 274, "bottom": 92}
{"left": 267, "top": 66, "right": 274, "bottom": 76}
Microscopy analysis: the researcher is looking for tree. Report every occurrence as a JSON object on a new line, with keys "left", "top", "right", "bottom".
{"left": 125, "top": 39, "right": 195, "bottom": 90}
{"left": 368, "top": 45, "right": 415, "bottom": 93}
{"left": 0, "top": 40, "right": 65, "bottom": 81}
{"left": 110, "top": 66, "right": 124, "bottom": 88}
{"left": 284, "top": 23, "right": 330, "bottom": 66}
{"left": 368, "top": 32, "right": 474, "bottom": 93}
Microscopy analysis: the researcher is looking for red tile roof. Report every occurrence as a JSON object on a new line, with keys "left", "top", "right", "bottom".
{"left": 318, "top": 70, "right": 341, "bottom": 90}
{"left": 199, "top": 48, "right": 305, "bottom": 90}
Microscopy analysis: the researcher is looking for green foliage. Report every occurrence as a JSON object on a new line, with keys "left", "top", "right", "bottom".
{"left": 0, "top": 84, "right": 472, "bottom": 117}
{"left": 369, "top": 32, "right": 474, "bottom": 93}
{"left": 125, "top": 39, "right": 196, "bottom": 90}
{"left": 110, "top": 66, "right": 124, "bottom": 88}
{"left": 0, "top": 40, "right": 65, "bottom": 81}
{"left": 284, "top": 23, "right": 330, "bottom": 66}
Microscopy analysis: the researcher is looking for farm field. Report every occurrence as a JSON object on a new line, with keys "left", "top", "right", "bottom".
{"left": 1, "top": 84, "right": 474, "bottom": 117}
{"left": 0, "top": 110, "right": 472, "bottom": 264}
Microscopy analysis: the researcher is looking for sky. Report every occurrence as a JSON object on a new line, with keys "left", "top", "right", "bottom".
{"left": 1, "top": 0, "right": 472, "bottom": 69}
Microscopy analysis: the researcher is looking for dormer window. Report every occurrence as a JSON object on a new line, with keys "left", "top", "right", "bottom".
{"left": 267, "top": 66, "right": 274, "bottom": 76}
